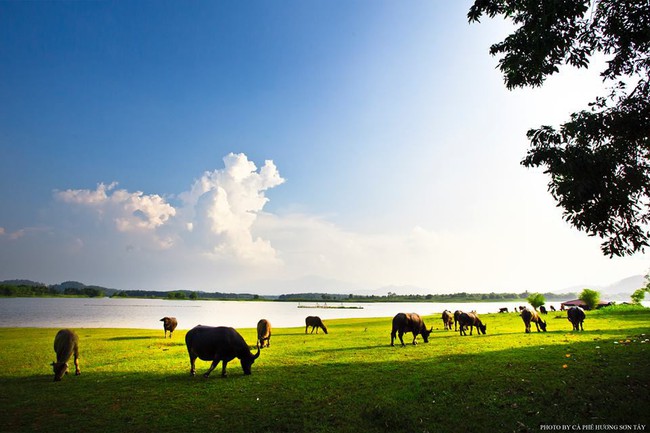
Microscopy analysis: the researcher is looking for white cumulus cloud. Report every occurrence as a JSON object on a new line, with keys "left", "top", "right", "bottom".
{"left": 179, "top": 153, "right": 285, "bottom": 263}
{"left": 55, "top": 182, "right": 176, "bottom": 232}
{"left": 51, "top": 152, "right": 285, "bottom": 264}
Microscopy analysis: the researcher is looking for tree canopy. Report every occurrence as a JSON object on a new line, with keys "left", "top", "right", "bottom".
{"left": 469, "top": 0, "right": 650, "bottom": 257}
{"left": 527, "top": 292, "right": 546, "bottom": 309}
{"left": 579, "top": 288, "right": 601, "bottom": 310}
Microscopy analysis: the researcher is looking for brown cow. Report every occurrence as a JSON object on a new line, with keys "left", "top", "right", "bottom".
{"left": 521, "top": 308, "right": 547, "bottom": 333}
{"left": 160, "top": 317, "right": 178, "bottom": 338}
{"left": 391, "top": 313, "right": 432, "bottom": 346}
{"left": 567, "top": 307, "right": 585, "bottom": 331}
{"left": 305, "top": 316, "right": 328, "bottom": 334}
{"left": 52, "top": 329, "right": 80, "bottom": 382}
{"left": 257, "top": 319, "right": 272, "bottom": 348}
{"left": 453, "top": 310, "right": 463, "bottom": 331}
{"left": 441, "top": 310, "right": 454, "bottom": 331}
{"left": 457, "top": 312, "right": 487, "bottom": 336}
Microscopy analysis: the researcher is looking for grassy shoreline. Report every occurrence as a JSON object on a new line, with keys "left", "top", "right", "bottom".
{"left": 0, "top": 306, "right": 648, "bottom": 433}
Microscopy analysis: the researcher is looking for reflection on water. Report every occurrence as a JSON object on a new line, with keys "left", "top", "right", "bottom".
{"left": 0, "top": 297, "right": 555, "bottom": 330}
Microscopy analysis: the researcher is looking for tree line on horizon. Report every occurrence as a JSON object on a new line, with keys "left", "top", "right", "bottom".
{"left": 0, "top": 280, "right": 578, "bottom": 302}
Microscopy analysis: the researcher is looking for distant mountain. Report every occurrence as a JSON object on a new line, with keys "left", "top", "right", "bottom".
{"left": 559, "top": 274, "right": 646, "bottom": 302}
{"left": 602, "top": 275, "right": 645, "bottom": 294}
{"left": 357, "top": 284, "right": 429, "bottom": 297}
{"left": 49, "top": 281, "right": 118, "bottom": 295}
{"left": 233, "top": 275, "right": 368, "bottom": 295}
{"left": 0, "top": 279, "right": 118, "bottom": 296}
{"left": 0, "top": 279, "right": 47, "bottom": 287}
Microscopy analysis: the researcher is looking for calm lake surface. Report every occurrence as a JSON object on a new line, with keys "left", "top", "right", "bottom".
{"left": 0, "top": 297, "right": 547, "bottom": 330}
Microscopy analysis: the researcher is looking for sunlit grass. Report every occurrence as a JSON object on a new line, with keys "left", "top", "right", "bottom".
{"left": 0, "top": 306, "right": 648, "bottom": 432}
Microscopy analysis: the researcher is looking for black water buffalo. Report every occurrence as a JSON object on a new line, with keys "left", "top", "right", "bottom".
{"left": 390, "top": 313, "right": 432, "bottom": 346}
{"left": 453, "top": 310, "right": 463, "bottom": 331}
{"left": 257, "top": 319, "right": 272, "bottom": 348}
{"left": 52, "top": 329, "right": 80, "bottom": 382}
{"left": 305, "top": 316, "right": 328, "bottom": 334}
{"left": 457, "top": 312, "right": 487, "bottom": 336}
{"left": 160, "top": 317, "right": 178, "bottom": 338}
{"left": 539, "top": 305, "right": 548, "bottom": 315}
{"left": 550, "top": 305, "right": 557, "bottom": 312}
{"left": 567, "top": 307, "right": 585, "bottom": 331}
{"left": 498, "top": 307, "right": 509, "bottom": 313}
{"left": 521, "top": 308, "right": 547, "bottom": 333}
{"left": 442, "top": 310, "right": 454, "bottom": 331}
{"left": 185, "top": 325, "right": 260, "bottom": 377}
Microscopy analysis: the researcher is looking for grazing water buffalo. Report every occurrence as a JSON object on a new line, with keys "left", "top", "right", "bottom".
{"left": 457, "top": 312, "right": 487, "bottom": 336}
{"left": 453, "top": 310, "right": 463, "bottom": 331}
{"left": 305, "top": 316, "right": 328, "bottom": 334}
{"left": 567, "top": 307, "right": 585, "bottom": 331}
{"left": 185, "top": 325, "right": 260, "bottom": 377}
{"left": 257, "top": 319, "right": 272, "bottom": 348}
{"left": 441, "top": 310, "right": 454, "bottom": 331}
{"left": 550, "top": 305, "right": 557, "bottom": 312}
{"left": 521, "top": 308, "right": 547, "bottom": 333}
{"left": 52, "top": 329, "right": 80, "bottom": 382}
{"left": 390, "top": 313, "right": 432, "bottom": 346}
{"left": 539, "top": 305, "right": 548, "bottom": 315}
{"left": 160, "top": 317, "right": 178, "bottom": 338}
{"left": 498, "top": 307, "right": 509, "bottom": 313}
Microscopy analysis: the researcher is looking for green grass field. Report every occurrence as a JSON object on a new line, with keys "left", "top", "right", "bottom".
{"left": 0, "top": 306, "right": 648, "bottom": 433}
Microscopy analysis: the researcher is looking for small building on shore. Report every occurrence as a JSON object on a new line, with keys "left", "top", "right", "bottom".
{"left": 560, "top": 299, "right": 614, "bottom": 310}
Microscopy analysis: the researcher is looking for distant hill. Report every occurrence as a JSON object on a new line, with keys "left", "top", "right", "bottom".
{"left": 559, "top": 274, "right": 646, "bottom": 302}
{"left": 0, "top": 279, "right": 117, "bottom": 296}
{"left": 0, "top": 279, "right": 47, "bottom": 287}
{"left": 602, "top": 275, "right": 645, "bottom": 294}
{"left": 48, "top": 281, "right": 118, "bottom": 296}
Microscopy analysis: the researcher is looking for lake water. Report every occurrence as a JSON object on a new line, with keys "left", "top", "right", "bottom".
{"left": 0, "top": 297, "right": 549, "bottom": 330}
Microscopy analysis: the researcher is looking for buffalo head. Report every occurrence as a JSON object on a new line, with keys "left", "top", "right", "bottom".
{"left": 52, "top": 361, "right": 68, "bottom": 382}
{"left": 539, "top": 320, "right": 547, "bottom": 332}
{"left": 477, "top": 323, "right": 487, "bottom": 335}
{"left": 241, "top": 345, "right": 261, "bottom": 375}
{"left": 421, "top": 327, "right": 433, "bottom": 343}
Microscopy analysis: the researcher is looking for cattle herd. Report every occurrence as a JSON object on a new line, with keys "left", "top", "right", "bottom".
{"left": 51, "top": 306, "right": 588, "bottom": 381}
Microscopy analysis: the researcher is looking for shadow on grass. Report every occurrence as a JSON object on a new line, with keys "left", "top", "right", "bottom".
{"left": 2, "top": 335, "right": 648, "bottom": 433}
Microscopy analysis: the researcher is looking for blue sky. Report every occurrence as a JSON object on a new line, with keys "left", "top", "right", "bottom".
{"left": 1, "top": 1, "right": 647, "bottom": 294}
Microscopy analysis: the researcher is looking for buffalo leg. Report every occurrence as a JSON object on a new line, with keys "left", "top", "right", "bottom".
{"left": 390, "top": 331, "right": 396, "bottom": 346}
{"left": 305, "top": 325, "right": 309, "bottom": 334}
{"left": 73, "top": 348, "right": 80, "bottom": 376}
{"left": 204, "top": 358, "right": 222, "bottom": 378}
{"left": 398, "top": 331, "right": 405, "bottom": 346}
{"left": 189, "top": 353, "right": 197, "bottom": 376}
{"left": 221, "top": 361, "right": 229, "bottom": 377}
